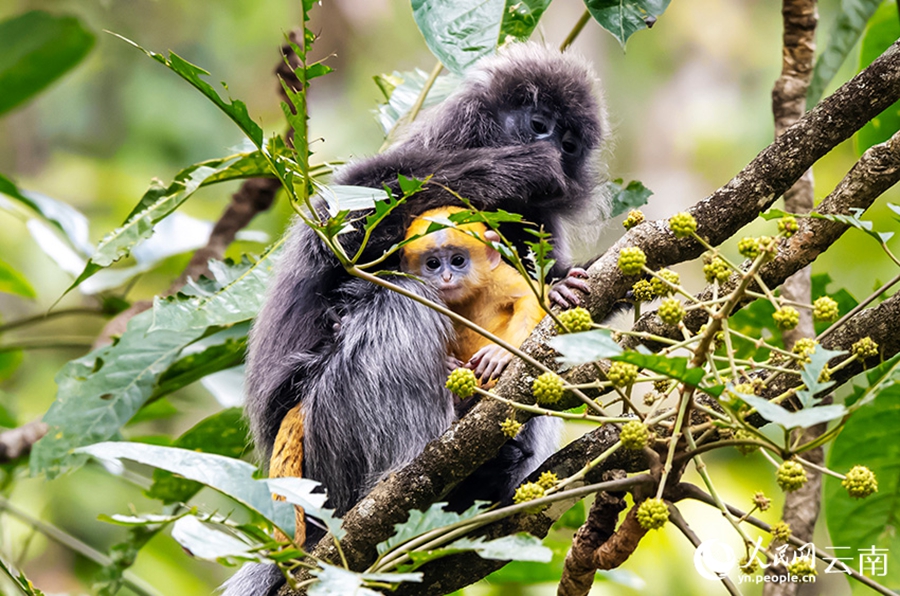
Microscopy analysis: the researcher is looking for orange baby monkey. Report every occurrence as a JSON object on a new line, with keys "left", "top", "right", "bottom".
{"left": 402, "top": 207, "right": 546, "bottom": 382}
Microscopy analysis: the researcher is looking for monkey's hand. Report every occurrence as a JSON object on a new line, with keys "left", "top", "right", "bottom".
{"left": 446, "top": 355, "right": 464, "bottom": 374}
{"left": 467, "top": 344, "right": 513, "bottom": 383}
{"left": 549, "top": 267, "right": 591, "bottom": 308}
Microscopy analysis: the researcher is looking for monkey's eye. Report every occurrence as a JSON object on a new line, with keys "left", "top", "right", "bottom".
{"left": 450, "top": 254, "right": 467, "bottom": 267}
{"left": 530, "top": 115, "right": 552, "bottom": 137}
{"left": 561, "top": 130, "right": 581, "bottom": 155}
{"left": 426, "top": 257, "right": 441, "bottom": 271}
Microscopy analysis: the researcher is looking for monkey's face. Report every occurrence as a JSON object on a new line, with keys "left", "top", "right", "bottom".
{"left": 414, "top": 246, "right": 476, "bottom": 305}
{"left": 498, "top": 105, "right": 586, "bottom": 182}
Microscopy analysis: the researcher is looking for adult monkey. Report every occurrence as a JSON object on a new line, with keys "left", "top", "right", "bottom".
{"left": 227, "top": 42, "right": 607, "bottom": 594}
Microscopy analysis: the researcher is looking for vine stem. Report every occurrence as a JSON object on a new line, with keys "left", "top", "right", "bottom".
{"left": 0, "top": 308, "right": 108, "bottom": 334}
{"left": 560, "top": 10, "right": 591, "bottom": 51}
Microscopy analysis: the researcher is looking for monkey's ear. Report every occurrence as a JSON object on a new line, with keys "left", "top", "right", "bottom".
{"left": 483, "top": 231, "right": 503, "bottom": 269}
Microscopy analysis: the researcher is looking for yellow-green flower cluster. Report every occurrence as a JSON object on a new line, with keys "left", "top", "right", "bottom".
{"left": 842, "top": 465, "right": 878, "bottom": 499}
{"left": 446, "top": 368, "right": 477, "bottom": 398}
{"left": 668, "top": 212, "right": 697, "bottom": 238}
{"left": 636, "top": 498, "right": 669, "bottom": 530}
{"left": 623, "top": 209, "right": 645, "bottom": 230}
{"left": 557, "top": 307, "right": 593, "bottom": 333}
{"left": 607, "top": 361, "right": 639, "bottom": 388}
{"left": 618, "top": 247, "right": 646, "bottom": 276}
{"left": 776, "top": 460, "right": 808, "bottom": 492}
{"left": 532, "top": 372, "right": 564, "bottom": 405}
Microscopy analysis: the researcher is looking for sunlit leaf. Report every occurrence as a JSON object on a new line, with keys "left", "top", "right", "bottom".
{"left": 77, "top": 442, "right": 296, "bottom": 534}
{"left": 0, "top": 174, "right": 92, "bottom": 255}
{"left": 737, "top": 392, "right": 846, "bottom": 429}
{"left": 146, "top": 408, "right": 249, "bottom": 504}
{"left": 0, "top": 11, "right": 94, "bottom": 115}
{"left": 172, "top": 516, "right": 259, "bottom": 563}
{"left": 266, "top": 477, "right": 344, "bottom": 540}
{"left": 375, "top": 69, "right": 460, "bottom": 135}
{"left": 412, "top": 0, "right": 505, "bottom": 75}
{"left": 549, "top": 329, "right": 623, "bottom": 366}
{"left": 310, "top": 565, "right": 401, "bottom": 596}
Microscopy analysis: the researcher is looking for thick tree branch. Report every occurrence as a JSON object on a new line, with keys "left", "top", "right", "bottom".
{"left": 285, "top": 42, "right": 900, "bottom": 594}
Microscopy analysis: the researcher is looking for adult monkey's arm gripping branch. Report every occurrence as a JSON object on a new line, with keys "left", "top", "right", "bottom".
{"left": 283, "top": 40, "right": 900, "bottom": 595}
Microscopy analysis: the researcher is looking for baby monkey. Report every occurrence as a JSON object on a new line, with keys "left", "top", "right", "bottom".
{"left": 401, "top": 207, "right": 546, "bottom": 383}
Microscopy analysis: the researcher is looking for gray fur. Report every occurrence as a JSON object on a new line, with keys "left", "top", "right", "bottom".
{"left": 236, "top": 41, "right": 606, "bottom": 595}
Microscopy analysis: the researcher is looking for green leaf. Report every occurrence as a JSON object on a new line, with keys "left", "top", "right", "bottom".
{"left": 377, "top": 501, "right": 490, "bottom": 555}
{"left": 737, "top": 392, "right": 846, "bottom": 429}
{"left": 606, "top": 179, "right": 653, "bottom": 218}
{"left": 0, "top": 258, "right": 36, "bottom": 299}
{"left": 549, "top": 329, "right": 623, "bottom": 366}
{"left": 266, "top": 477, "right": 344, "bottom": 541}
{"left": 499, "top": 0, "right": 551, "bottom": 42}
{"left": 584, "top": 0, "right": 671, "bottom": 47}
{"left": 411, "top": 0, "right": 505, "bottom": 75}
{"left": 77, "top": 442, "right": 296, "bottom": 534}
{"left": 374, "top": 70, "right": 459, "bottom": 134}
{"left": 826, "top": 384, "right": 900, "bottom": 586}
{"left": 806, "top": 0, "right": 883, "bottom": 109}
{"left": 807, "top": 207, "right": 894, "bottom": 244}
{"left": 855, "top": 0, "right": 900, "bottom": 154}
{"left": 30, "top": 309, "right": 207, "bottom": 477}
{"left": 150, "top": 247, "right": 283, "bottom": 332}
{"left": 66, "top": 150, "right": 275, "bottom": 292}
{"left": 794, "top": 346, "right": 843, "bottom": 406}
{"left": 614, "top": 351, "right": 706, "bottom": 387}
{"left": 171, "top": 516, "right": 260, "bottom": 563}
{"left": 112, "top": 34, "right": 264, "bottom": 147}
{"left": 146, "top": 408, "right": 249, "bottom": 504}
{"left": 32, "top": 260, "right": 260, "bottom": 477}
{"left": 0, "top": 11, "right": 94, "bottom": 115}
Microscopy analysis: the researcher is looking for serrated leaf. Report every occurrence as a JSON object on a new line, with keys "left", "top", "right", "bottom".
{"left": 795, "top": 347, "right": 844, "bottom": 407}
{"left": 266, "top": 477, "right": 344, "bottom": 541}
{"left": 68, "top": 154, "right": 266, "bottom": 292}
{"left": 584, "top": 0, "right": 671, "bottom": 47}
{"left": 856, "top": 1, "right": 900, "bottom": 154}
{"left": 606, "top": 179, "right": 653, "bottom": 218}
{"left": 375, "top": 70, "right": 460, "bottom": 135}
{"left": 549, "top": 329, "right": 622, "bottom": 366}
{"left": 808, "top": 208, "right": 894, "bottom": 244}
{"left": 499, "top": 0, "right": 551, "bottom": 41}
{"left": 150, "top": 245, "right": 283, "bottom": 332}
{"left": 31, "top": 310, "right": 206, "bottom": 478}
{"left": 737, "top": 393, "right": 846, "bottom": 429}
{"left": 77, "top": 442, "right": 296, "bottom": 534}
{"left": 0, "top": 11, "right": 94, "bottom": 115}
{"left": 377, "top": 501, "right": 490, "bottom": 555}
{"left": 113, "top": 34, "right": 263, "bottom": 147}
{"left": 0, "top": 258, "right": 36, "bottom": 299}
{"left": 807, "top": 0, "right": 883, "bottom": 108}
{"left": 826, "top": 384, "right": 900, "bottom": 586}
{"left": 613, "top": 351, "right": 706, "bottom": 387}
{"left": 171, "top": 516, "right": 259, "bottom": 562}
{"left": 412, "top": 0, "right": 505, "bottom": 75}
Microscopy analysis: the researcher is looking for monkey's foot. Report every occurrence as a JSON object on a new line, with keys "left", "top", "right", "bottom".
{"left": 549, "top": 267, "right": 591, "bottom": 308}
{"left": 467, "top": 344, "right": 513, "bottom": 383}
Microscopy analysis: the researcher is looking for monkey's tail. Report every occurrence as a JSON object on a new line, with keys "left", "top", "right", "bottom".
{"left": 219, "top": 562, "right": 284, "bottom": 596}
